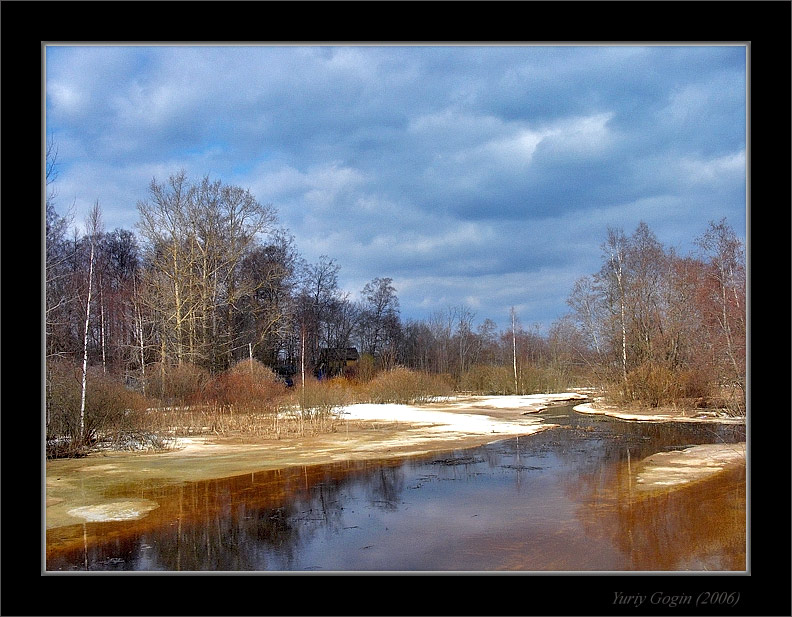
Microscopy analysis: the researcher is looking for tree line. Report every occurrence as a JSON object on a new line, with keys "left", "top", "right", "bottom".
{"left": 561, "top": 219, "right": 745, "bottom": 413}
{"left": 45, "top": 161, "right": 746, "bottom": 449}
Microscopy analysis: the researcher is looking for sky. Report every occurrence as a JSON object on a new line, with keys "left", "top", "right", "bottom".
{"left": 44, "top": 44, "right": 747, "bottom": 333}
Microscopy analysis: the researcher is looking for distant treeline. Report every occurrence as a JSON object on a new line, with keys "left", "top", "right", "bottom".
{"left": 45, "top": 163, "right": 746, "bottom": 451}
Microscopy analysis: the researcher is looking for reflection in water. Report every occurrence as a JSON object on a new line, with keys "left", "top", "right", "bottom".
{"left": 46, "top": 406, "right": 745, "bottom": 571}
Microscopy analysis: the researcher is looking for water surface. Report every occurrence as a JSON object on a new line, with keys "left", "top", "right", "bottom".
{"left": 46, "top": 405, "right": 746, "bottom": 571}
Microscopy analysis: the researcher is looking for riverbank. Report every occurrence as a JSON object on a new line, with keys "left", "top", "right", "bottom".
{"left": 572, "top": 401, "right": 746, "bottom": 424}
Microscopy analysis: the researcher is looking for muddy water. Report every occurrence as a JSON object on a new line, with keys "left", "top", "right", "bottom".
{"left": 46, "top": 405, "right": 745, "bottom": 571}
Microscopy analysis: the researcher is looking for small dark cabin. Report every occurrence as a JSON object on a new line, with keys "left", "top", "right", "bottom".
{"left": 316, "top": 347, "right": 359, "bottom": 378}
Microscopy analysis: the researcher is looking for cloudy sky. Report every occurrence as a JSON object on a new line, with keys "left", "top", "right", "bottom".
{"left": 44, "top": 44, "right": 746, "bottom": 333}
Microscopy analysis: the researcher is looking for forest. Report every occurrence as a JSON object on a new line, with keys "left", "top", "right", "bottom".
{"left": 45, "top": 160, "right": 746, "bottom": 456}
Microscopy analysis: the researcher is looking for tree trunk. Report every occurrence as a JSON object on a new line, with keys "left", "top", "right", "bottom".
{"left": 79, "top": 204, "right": 101, "bottom": 444}
{"left": 511, "top": 307, "right": 518, "bottom": 395}
{"left": 133, "top": 275, "right": 146, "bottom": 396}
{"left": 610, "top": 252, "right": 629, "bottom": 392}
{"left": 99, "top": 285, "right": 106, "bottom": 375}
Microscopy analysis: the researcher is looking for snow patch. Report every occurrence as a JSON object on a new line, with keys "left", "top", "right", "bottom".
{"left": 635, "top": 443, "right": 746, "bottom": 491}
{"left": 573, "top": 402, "right": 745, "bottom": 424}
{"left": 67, "top": 500, "right": 160, "bottom": 522}
{"left": 338, "top": 400, "right": 556, "bottom": 437}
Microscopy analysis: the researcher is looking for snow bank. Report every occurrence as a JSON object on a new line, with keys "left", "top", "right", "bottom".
{"left": 635, "top": 443, "right": 746, "bottom": 490}
{"left": 338, "top": 400, "right": 554, "bottom": 437}
{"left": 335, "top": 393, "right": 590, "bottom": 435}
{"left": 450, "top": 393, "right": 588, "bottom": 411}
{"left": 573, "top": 402, "right": 745, "bottom": 424}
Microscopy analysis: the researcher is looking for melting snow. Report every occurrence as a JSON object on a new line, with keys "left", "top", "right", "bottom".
{"left": 634, "top": 443, "right": 746, "bottom": 491}
{"left": 67, "top": 500, "right": 160, "bottom": 522}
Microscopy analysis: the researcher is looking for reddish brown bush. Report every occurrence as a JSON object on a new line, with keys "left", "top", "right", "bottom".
{"left": 201, "top": 360, "right": 287, "bottom": 410}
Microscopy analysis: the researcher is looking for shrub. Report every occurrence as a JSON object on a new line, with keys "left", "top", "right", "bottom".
{"left": 355, "top": 353, "right": 377, "bottom": 382}
{"left": 46, "top": 359, "right": 153, "bottom": 455}
{"left": 202, "top": 360, "right": 287, "bottom": 411}
{"left": 622, "top": 362, "right": 681, "bottom": 407}
{"left": 459, "top": 363, "right": 578, "bottom": 396}
{"left": 459, "top": 364, "right": 514, "bottom": 395}
{"left": 46, "top": 358, "right": 83, "bottom": 442}
{"left": 146, "top": 362, "right": 210, "bottom": 405}
{"left": 83, "top": 369, "right": 152, "bottom": 437}
{"left": 364, "top": 366, "right": 453, "bottom": 404}
{"left": 294, "top": 376, "right": 350, "bottom": 432}
{"left": 678, "top": 367, "right": 714, "bottom": 400}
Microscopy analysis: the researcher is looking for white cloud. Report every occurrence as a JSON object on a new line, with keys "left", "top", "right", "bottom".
{"left": 410, "top": 222, "right": 494, "bottom": 255}
{"left": 480, "top": 128, "right": 544, "bottom": 164}
{"left": 678, "top": 150, "right": 745, "bottom": 185}
{"left": 112, "top": 81, "right": 185, "bottom": 129}
{"left": 244, "top": 161, "right": 365, "bottom": 214}
{"left": 534, "top": 112, "right": 614, "bottom": 157}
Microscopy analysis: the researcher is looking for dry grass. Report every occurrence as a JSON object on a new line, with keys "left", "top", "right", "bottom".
{"left": 601, "top": 362, "right": 744, "bottom": 416}
{"left": 457, "top": 363, "right": 587, "bottom": 396}
{"left": 361, "top": 366, "right": 454, "bottom": 404}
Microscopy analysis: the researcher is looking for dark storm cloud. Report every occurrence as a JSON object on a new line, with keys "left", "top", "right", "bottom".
{"left": 45, "top": 44, "right": 746, "bottom": 331}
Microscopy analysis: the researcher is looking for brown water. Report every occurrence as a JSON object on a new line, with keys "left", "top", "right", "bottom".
{"left": 45, "top": 405, "right": 746, "bottom": 571}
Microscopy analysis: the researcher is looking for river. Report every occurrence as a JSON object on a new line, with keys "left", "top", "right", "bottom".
{"left": 45, "top": 404, "right": 746, "bottom": 571}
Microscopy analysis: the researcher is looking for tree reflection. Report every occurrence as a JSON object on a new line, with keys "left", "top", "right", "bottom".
{"left": 48, "top": 460, "right": 397, "bottom": 570}
{"left": 363, "top": 466, "right": 405, "bottom": 511}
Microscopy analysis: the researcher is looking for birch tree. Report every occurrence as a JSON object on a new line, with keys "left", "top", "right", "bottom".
{"left": 137, "top": 172, "right": 277, "bottom": 372}
{"left": 79, "top": 202, "right": 102, "bottom": 443}
{"left": 137, "top": 171, "right": 192, "bottom": 367}
{"left": 510, "top": 307, "right": 519, "bottom": 394}
{"left": 599, "top": 227, "right": 629, "bottom": 391}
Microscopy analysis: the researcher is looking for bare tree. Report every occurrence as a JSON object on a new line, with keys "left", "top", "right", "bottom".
{"left": 567, "top": 276, "right": 606, "bottom": 362}
{"left": 427, "top": 309, "right": 454, "bottom": 375}
{"left": 45, "top": 134, "right": 59, "bottom": 210}
{"left": 215, "top": 180, "right": 277, "bottom": 367}
{"left": 357, "top": 277, "right": 400, "bottom": 362}
{"left": 137, "top": 171, "right": 192, "bottom": 366}
{"left": 625, "top": 222, "right": 667, "bottom": 365}
{"left": 137, "top": 172, "right": 277, "bottom": 372}
{"left": 297, "top": 256, "right": 342, "bottom": 373}
{"left": 237, "top": 230, "right": 301, "bottom": 365}
{"left": 453, "top": 305, "right": 478, "bottom": 378}
{"left": 600, "top": 227, "right": 629, "bottom": 391}
{"left": 79, "top": 202, "right": 103, "bottom": 443}
{"left": 510, "top": 307, "right": 519, "bottom": 394}
{"left": 45, "top": 138, "right": 75, "bottom": 360}
{"left": 696, "top": 219, "right": 746, "bottom": 407}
